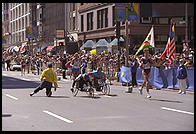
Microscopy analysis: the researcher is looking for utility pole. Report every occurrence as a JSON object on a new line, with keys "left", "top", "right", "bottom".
{"left": 116, "top": 21, "right": 121, "bottom": 82}
{"left": 125, "top": 20, "right": 129, "bottom": 67}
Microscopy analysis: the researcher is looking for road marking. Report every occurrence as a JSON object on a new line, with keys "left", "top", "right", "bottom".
{"left": 43, "top": 110, "right": 73, "bottom": 123}
{"left": 5, "top": 94, "right": 18, "bottom": 100}
{"left": 161, "top": 107, "right": 194, "bottom": 115}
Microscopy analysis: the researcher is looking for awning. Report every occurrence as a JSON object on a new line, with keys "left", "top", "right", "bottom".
{"left": 13, "top": 46, "right": 19, "bottom": 52}
{"left": 20, "top": 42, "right": 27, "bottom": 52}
{"left": 3, "top": 50, "right": 6, "bottom": 55}
{"left": 46, "top": 46, "right": 55, "bottom": 51}
{"left": 95, "top": 39, "right": 109, "bottom": 47}
{"left": 108, "top": 37, "right": 124, "bottom": 47}
{"left": 82, "top": 40, "right": 96, "bottom": 49}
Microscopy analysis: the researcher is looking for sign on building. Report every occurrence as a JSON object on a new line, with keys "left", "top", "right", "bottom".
{"left": 56, "top": 30, "right": 65, "bottom": 39}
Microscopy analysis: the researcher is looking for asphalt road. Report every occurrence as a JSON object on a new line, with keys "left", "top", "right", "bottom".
{"left": 2, "top": 70, "right": 194, "bottom": 131}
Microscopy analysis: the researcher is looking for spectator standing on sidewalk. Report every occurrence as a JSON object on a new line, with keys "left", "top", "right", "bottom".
{"left": 61, "top": 55, "right": 68, "bottom": 79}
{"left": 35, "top": 59, "right": 41, "bottom": 75}
{"left": 129, "top": 55, "right": 138, "bottom": 87}
{"left": 30, "top": 62, "right": 58, "bottom": 97}
{"left": 26, "top": 57, "right": 31, "bottom": 74}
{"left": 21, "top": 58, "right": 26, "bottom": 76}
{"left": 176, "top": 59, "right": 187, "bottom": 94}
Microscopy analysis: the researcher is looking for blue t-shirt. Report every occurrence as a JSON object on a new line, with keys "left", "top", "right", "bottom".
{"left": 91, "top": 70, "right": 104, "bottom": 79}
{"left": 176, "top": 65, "right": 187, "bottom": 79}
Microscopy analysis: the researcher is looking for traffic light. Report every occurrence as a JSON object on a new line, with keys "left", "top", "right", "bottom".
{"left": 115, "top": 21, "right": 121, "bottom": 38}
{"left": 59, "top": 42, "right": 63, "bottom": 46}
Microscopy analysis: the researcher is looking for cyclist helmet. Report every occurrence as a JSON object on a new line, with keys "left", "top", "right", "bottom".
{"left": 97, "top": 67, "right": 102, "bottom": 72}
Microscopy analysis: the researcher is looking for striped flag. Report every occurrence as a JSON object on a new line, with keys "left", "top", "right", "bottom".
{"left": 135, "top": 26, "right": 154, "bottom": 55}
{"left": 159, "top": 24, "right": 176, "bottom": 64}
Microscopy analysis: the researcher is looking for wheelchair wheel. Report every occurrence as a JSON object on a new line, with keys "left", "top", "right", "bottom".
{"left": 87, "top": 87, "right": 94, "bottom": 98}
{"left": 102, "top": 83, "right": 110, "bottom": 95}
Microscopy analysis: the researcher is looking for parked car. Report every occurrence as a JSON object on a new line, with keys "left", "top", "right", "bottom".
{"left": 10, "top": 62, "right": 21, "bottom": 71}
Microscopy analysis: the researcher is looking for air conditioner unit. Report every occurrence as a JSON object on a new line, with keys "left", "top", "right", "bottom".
{"left": 141, "top": 17, "right": 152, "bottom": 23}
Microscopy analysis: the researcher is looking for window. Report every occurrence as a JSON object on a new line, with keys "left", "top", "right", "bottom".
{"left": 73, "top": 17, "right": 76, "bottom": 30}
{"left": 87, "top": 12, "right": 93, "bottom": 31}
{"left": 81, "top": 15, "right": 84, "bottom": 32}
{"left": 73, "top": 3, "right": 75, "bottom": 11}
{"left": 112, "top": 6, "right": 115, "bottom": 26}
{"left": 97, "top": 8, "right": 108, "bottom": 29}
{"left": 141, "top": 17, "right": 152, "bottom": 23}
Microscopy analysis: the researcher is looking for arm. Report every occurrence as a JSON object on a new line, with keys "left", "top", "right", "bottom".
{"left": 53, "top": 71, "right": 58, "bottom": 88}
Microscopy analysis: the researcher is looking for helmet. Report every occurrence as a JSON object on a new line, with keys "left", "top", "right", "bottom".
{"left": 97, "top": 67, "right": 102, "bottom": 72}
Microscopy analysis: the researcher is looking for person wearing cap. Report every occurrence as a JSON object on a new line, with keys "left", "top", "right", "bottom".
{"left": 30, "top": 62, "right": 58, "bottom": 97}
{"left": 176, "top": 59, "right": 188, "bottom": 94}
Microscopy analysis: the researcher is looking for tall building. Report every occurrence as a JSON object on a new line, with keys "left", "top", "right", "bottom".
{"left": 9, "top": 3, "right": 31, "bottom": 47}
{"left": 2, "top": 3, "right": 10, "bottom": 50}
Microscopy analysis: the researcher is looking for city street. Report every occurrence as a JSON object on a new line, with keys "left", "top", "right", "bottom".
{"left": 2, "top": 70, "right": 194, "bottom": 131}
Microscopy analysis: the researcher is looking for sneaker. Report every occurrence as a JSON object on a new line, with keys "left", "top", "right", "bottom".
{"left": 70, "top": 88, "right": 74, "bottom": 92}
{"left": 139, "top": 87, "right": 143, "bottom": 95}
{"left": 146, "top": 94, "right": 151, "bottom": 98}
{"left": 47, "top": 91, "right": 52, "bottom": 97}
{"left": 178, "top": 90, "right": 182, "bottom": 94}
{"left": 181, "top": 91, "right": 186, "bottom": 94}
{"left": 30, "top": 92, "right": 35, "bottom": 96}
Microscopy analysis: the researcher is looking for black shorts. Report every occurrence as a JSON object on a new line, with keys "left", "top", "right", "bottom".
{"left": 144, "top": 69, "right": 151, "bottom": 75}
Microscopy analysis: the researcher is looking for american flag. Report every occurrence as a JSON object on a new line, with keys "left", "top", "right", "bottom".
{"left": 159, "top": 24, "right": 176, "bottom": 64}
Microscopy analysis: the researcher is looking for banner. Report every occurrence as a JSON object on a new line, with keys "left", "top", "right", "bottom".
{"left": 120, "top": 66, "right": 132, "bottom": 83}
{"left": 126, "top": 3, "right": 139, "bottom": 21}
{"left": 115, "top": 3, "right": 126, "bottom": 21}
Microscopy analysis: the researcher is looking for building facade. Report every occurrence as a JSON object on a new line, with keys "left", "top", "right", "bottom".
{"left": 9, "top": 3, "right": 31, "bottom": 47}
{"left": 78, "top": 3, "right": 194, "bottom": 53}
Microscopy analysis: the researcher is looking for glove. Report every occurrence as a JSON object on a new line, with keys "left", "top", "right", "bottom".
{"left": 54, "top": 88, "right": 56, "bottom": 91}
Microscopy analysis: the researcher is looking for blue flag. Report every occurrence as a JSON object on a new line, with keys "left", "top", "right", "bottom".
{"left": 120, "top": 66, "right": 132, "bottom": 83}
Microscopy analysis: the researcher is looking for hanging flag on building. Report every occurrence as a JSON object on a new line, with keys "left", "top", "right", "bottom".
{"left": 26, "top": 26, "right": 33, "bottom": 38}
{"left": 115, "top": 3, "right": 126, "bottom": 21}
{"left": 2, "top": 35, "right": 7, "bottom": 44}
{"left": 159, "top": 24, "right": 176, "bottom": 64}
{"left": 135, "top": 26, "right": 154, "bottom": 55}
{"left": 126, "top": 3, "right": 139, "bottom": 21}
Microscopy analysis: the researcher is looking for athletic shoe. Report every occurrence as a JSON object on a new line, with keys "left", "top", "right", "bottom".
{"left": 178, "top": 90, "right": 182, "bottom": 94}
{"left": 139, "top": 87, "right": 143, "bottom": 95}
{"left": 70, "top": 88, "right": 74, "bottom": 92}
{"left": 30, "top": 92, "right": 35, "bottom": 96}
{"left": 47, "top": 91, "right": 52, "bottom": 97}
{"left": 181, "top": 91, "right": 186, "bottom": 94}
{"left": 146, "top": 94, "right": 151, "bottom": 98}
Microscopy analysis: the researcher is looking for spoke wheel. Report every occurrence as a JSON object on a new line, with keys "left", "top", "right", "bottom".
{"left": 87, "top": 88, "right": 94, "bottom": 98}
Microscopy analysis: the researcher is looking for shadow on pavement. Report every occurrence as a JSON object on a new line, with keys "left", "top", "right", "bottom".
{"left": 2, "top": 76, "right": 39, "bottom": 89}
{"left": 76, "top": 96, "right": 101, "bottom": 99}
{"left": 149, "top": 98, "right": 183, "bottom": 103}
{"left": 32, "top": 95, "right": 70, "bottom": 98}
{"left": 2, "top": 114, "right": 12, "bottom": 117}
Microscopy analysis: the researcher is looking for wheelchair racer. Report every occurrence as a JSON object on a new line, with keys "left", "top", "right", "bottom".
{"left": 88, "top": 67, "right": 106, "bottom": 91}
{"left": 70, "top": 73, "right": 92, "bottom": 92}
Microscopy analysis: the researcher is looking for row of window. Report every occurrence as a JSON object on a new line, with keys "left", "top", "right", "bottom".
{"left": 11, "top": 15, "right": 29, "bottom": 33}
{"left": 81, "top": 7, "right": 109, "bottom": 32}
{"left": 10, "top": 3, "right": 29, "bottom": 20}
{"left": 80, "top": 6, "right": 186, "bottom": 32}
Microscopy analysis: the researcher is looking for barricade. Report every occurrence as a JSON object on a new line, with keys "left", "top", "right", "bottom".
{"left": 120, "top": 66, "right": 194, "bottom": 90}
